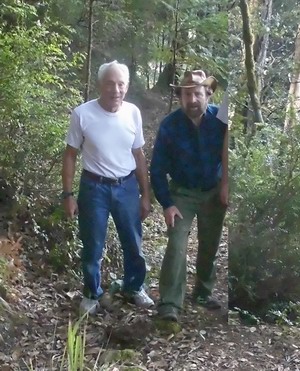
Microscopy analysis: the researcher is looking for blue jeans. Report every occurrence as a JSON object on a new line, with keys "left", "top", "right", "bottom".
{"left": 77, "top": 173, "right": 146, "bottom": 300}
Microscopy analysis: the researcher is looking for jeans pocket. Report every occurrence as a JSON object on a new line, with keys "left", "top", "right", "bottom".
{"left": 78, "top": 178, "right": 97, "bottom": 204}
{"left": 81, "top": 176, "right": 98, "bottom": 189}
{"left": 120, "top": 175, "right": 139, "bottom": 194}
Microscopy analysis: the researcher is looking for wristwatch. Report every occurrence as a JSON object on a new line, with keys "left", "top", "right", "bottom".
{"left": 61, "top": 191, "right": 74, "bottom": 200}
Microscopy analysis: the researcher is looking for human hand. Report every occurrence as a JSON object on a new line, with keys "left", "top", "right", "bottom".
{"left": 140, "top": 195, "right": 151, "bottom": 221}
{"left": 163, "top": 206, "right": 183, "bottom": 228}
{"left": 63, "top": 197, "right": 78, "bottom": 218}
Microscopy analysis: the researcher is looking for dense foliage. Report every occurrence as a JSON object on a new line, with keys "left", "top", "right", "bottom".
{"left": 0, "top": 0, "right": 299, "bottom": 324}
{"left": 0, "top": 1, "right": 83, "bottom": 269}
{"left": 229, "top": 125, "right": 300, "bottom": 322}
{"left": 229, "top": 0, "right": 300, "bottom": 323}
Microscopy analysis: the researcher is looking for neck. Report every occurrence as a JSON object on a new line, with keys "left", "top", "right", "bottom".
{"left": 190, "top": 113, "right": 204, "bottom": 126}
{"left": 98, "top": 98, "right": 120, "bottom": 113}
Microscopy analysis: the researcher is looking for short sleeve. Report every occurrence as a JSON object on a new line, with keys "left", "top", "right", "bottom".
{"left": 132, "top": 107, "right": 145, "bottom": 149}
{"left": 66, "top": 110, "right": 84, "bottom": 149}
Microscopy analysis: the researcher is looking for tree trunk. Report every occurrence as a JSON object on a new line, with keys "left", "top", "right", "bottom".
{"left": 84, "top": 0, "right": 94, "bottom": 103}
{"left": 253, "top": 0, "right": 273, "bottom": 93}
{"left": 159, "top": 31, "right": 165, "bottom": 74}
{"left": 284, "top": 24, "right": 300, "bottom": 131}
{"left": 168, "top": 0, "right": 180, "bottom": 113}
{"left": 240, "top": 0, "right": 264, "bottom": 131}
{"left": 129, "top": 54, "right": 137, "bottom": 85}
{"left": 153, "top": 35, "right": 160, "bottom": 86}
{"left": 153, "top": 61, "right": 158, "bottom": 87}
{"left": 152, "top": 63, "right": 175, "bottom": 91}
{"left": 146, "top": 74, "right": 150, "bottom": 90}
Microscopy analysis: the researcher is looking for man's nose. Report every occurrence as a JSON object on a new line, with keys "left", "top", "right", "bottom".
{"left": 112, "top": 83, "right": 120, "bottom": 93}
{"left": 190, "top": 94, "right": 197, "bottom": 103}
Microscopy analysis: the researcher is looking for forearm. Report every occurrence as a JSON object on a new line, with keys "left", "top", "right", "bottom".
{"left": 150, "top": 125, "right": 174, "bottom": 208}
{"left": 150, "top": 174, "right": 173, "bottom": 209}
{"left": 221, "top": 129, "right": 228, "bottom": 185}
{"left": 150, "top": 150, "right": 173, "bottom": 209}
{"left": 134, "top": 152, "right": 150, "bottom": 198}
{"left": 62, "top": 149, "right": 77, "bottom": 192}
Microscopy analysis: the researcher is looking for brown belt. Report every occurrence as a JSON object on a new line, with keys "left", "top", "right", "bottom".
{"left": 82, "top": 169, "right": 134, "bottom": 185}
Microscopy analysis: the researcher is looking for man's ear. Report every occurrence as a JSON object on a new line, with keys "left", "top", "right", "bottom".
{"left": 207, "top": 87, "right": 213, "bottom": 97}
{"left": 175, "top": 87, "right": 181, "bottom": 97}
{"left": 96, "top": 79, "right": 101, "bottom": 93}
{"left": 125, "top": 83, "right": 129, "bottom": 94}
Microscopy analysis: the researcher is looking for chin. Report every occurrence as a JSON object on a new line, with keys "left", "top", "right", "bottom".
{"left": 110, "top": 106, "right": 121, "bottom": 112}
{"left": 187, "top": 111, "right": 203, "bottom": 118}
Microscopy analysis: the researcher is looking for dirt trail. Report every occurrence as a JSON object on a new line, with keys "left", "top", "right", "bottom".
{"left": 0, "top": 204, "right": 299, "bottom": 370}
{"left": 0, "top": 96, "right": 299, "bottom": 370}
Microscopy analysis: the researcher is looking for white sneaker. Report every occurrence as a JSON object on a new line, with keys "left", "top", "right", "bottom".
{"left": 132, "top": 288, "right": 154, "bottom": 309}
{"left": 79, "top": 297, "right": 99, "bottom": 316}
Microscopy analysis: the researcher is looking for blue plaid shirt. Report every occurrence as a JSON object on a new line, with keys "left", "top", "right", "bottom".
{"left": 150, "top": 105, "right": 227, "bottom": 209}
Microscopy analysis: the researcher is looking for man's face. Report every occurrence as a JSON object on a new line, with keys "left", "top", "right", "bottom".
{"left": 180, "top": 85, "right": 209, "bottom": 119}
{"left": 98, "top": 67, "right": 128, "bottom": 112}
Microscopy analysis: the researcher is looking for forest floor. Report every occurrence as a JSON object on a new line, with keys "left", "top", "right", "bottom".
{"left": 0, "top": 92, "right": 300, "bottom": 370}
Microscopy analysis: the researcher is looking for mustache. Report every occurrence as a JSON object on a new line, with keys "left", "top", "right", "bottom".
{"left": 187, "top": 105, "right": 201, "bottom": 109}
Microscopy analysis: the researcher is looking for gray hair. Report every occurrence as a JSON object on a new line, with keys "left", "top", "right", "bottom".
{"left": 97, "top": 60, "right": 130, "bottom": 85}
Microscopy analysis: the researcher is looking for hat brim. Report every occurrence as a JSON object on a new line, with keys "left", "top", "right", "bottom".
{"left": 170, "top": 76, "right": 218, "bottom": 92}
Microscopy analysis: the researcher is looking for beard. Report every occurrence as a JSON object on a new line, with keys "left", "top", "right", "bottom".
{"left": 184, "top": 103, "right": 207, "bottom": 119}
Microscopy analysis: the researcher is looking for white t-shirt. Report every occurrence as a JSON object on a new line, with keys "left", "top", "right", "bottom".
{"left": 216, "top": 90, "right": 228, "bottom": 125}
{"left": 66, "top": 99, "right": 145, "bottom": 178}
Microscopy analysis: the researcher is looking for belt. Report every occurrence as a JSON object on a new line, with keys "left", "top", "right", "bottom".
{"left": 82, "top": 169, "right": 134, "bottom": 185}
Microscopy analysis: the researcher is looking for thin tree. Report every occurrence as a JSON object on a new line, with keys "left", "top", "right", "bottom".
{"left": 253, "top": 0, "right": 273, "bottom": 93}
{"left": 168, "top": 0, "right": 180, "bottom": 113}
{"left": 284, "top": 24, "right": 300, "bottom": 131}
{"left": 240, "top": 0, "right": 264, "bottom": 129}
{"left": 84, "top": 0, "right": 94, "bottom": 102}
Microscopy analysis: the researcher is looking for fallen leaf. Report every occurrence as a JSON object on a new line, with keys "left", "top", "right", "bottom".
{"left": 11, "top": 348, "right": 22, "bottom": 361}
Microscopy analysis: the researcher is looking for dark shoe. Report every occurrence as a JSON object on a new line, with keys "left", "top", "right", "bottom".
{"left": 196, "top": 296, "right": 221, "bottom": 310}
{"left": 158, "top": 306, "right": 179, "bottom": 322}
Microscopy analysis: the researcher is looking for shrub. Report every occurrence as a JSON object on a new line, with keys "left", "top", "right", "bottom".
{"left": 229, "top": 125, "right": 300, "bottom": 322}
{"left": 0, "top": 3, "right": 83, "bottom": 208}
{"left": 0, "top": 3, "right": 84, "bottom": 269}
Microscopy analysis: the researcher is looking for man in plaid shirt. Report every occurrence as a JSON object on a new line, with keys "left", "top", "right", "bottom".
{"left": 150, "top": 70, "right": 228, "bottom": 322}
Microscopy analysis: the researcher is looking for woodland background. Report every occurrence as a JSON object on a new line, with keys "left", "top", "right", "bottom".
{"left": 0, "top": 0, "right": 300, "bottom": 369}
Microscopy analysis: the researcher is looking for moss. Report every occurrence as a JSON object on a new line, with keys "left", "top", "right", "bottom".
{"left": 99, "top": 349, "right": 141, "bottom": 366}
{"left": 154, "top": 319, "right": 182, "bottom": 334}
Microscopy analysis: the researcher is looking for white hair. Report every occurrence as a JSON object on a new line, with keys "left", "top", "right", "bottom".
{"left": 97, "top": 60, "right": 130, "bottom": 85}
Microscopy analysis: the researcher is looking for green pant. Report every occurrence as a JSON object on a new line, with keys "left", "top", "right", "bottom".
{"left": 159, "top": 182, "right": 226, "bottom": 311}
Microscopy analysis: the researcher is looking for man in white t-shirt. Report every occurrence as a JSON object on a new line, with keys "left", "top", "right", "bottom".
{"left": 62, "top": 61, "right": 154, "bottom": 314}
